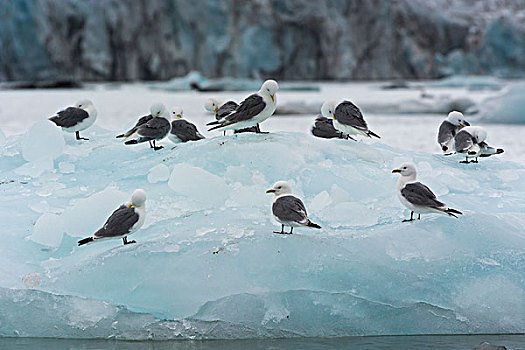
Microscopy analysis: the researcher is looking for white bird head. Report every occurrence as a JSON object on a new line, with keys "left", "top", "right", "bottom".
{"left": 76, "top": 99, "right": 94, "bottom": 109}
{"left": 266, "top": 180, "right": 292, "bottom": 196}
{"left": 392, "top": 162, "right": 417, "bottom": 178}
{"left": 260, "top": 80, "right": 279, "bottom": 103}
{"left": 464, "top": 125, "right": 487, "bottom": 143}
{"left": 204, "top": 98, "right": 220, "bottom": 113}
{"left": 171, "top": 106, "right": 183, "bottom": 120}
{"left": 446, "top": 111, "right": 470, "bottom": 128}
{"left": 321, "top": 101, "right": 337, "bottom": 120}
{"left": 130, "top": 189, "right": 147, "bottom": 207}
{"left": 150, "top": 103, "right": 167, "bottom": 118}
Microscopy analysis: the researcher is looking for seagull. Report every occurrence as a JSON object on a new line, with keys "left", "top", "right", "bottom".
{"left": 311, "top": 115, "right": 345, "bottom": 139}
{"left": 437, "top": 111, "right": 470, "bottom": 154}
{"left": 168, "top": 106, "right": 205, "bottom": 143}
{"left": 266, "top": 181, "right": 321, "bottom": 234}
{"left": 77, "top": 189, "right": 146, "bottom": 246}
{"left": 321, "top": 100, "right": 380, "bottom": 140}
{"left": 454, "top": 126, "right": 504, "bottom": 163}
{"left": 204, "top": 98, "right": 259, "bottom": 135}
{"left": 49, "top": 99, "right": 97, "bottom": 140}
{"left": 392, "top": 163, "right": 462, "bottom": 222}
{"left": 116, "top": 113, "right": 153, "bottom": 139}
{"left": 207, "top": 80, "right": 278, "bottom": 133}
{"left": 122, "top": 103, "right": 171, "bottom": 151}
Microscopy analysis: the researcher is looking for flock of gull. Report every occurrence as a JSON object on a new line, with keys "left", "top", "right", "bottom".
{"left": 45, "top": 79, "right": 504, "bottom": 246}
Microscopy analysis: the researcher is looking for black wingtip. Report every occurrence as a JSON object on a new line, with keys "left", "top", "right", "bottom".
{"left": 78, "top": 237, "right": 94, "bottom": 246}
{"left": 206, "top": 121, "right": 220, "bottom": 126}
{"left": 116, "top": 134, "right": 125, "bottom": 138}
{"left": 124, "top": 140, "right": 138, "bottom": 145}
{"left": 442, "top": 145, "right": 448, "bottom": 152}
{"left": 307, "top": 221, "right": 321, "bottom": 229}
{"left": 367, "top": 130, "right": 381, "bottom": 139}
{"left": 446, "top": 208, "right": 463, "bottom": 217}
{"left": 497, "top": 148, "right": 504, "bottom": 154}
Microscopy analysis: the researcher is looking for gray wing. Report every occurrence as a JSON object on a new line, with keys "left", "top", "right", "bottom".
{"left": 272, "top": 196, "right": 309, "bottom": 224}
{"left": 121, "top": 114, "right": 153, "bottom": 137}
{"left": 220, "top": 94, "right": 265, "bottom": 125}
{"left": 137, "top": 117, "right": 171, "bottom": 140}
{"left": 217, "top": 101, "right": 238, "bottom": 120}
{"left": 401, "top": 182, "right": 445, "bottom": 208}
{"left": 170, "top": 120, "right": 204, "bottom": 142}
{"left": 311, "top": 115, "right": 344, "bottom": 139}
{"left": 437, "top": 121, "right": 456, "bottom": 145}
{"left": 334, "top": 101, "right": 368, "bottom": 131}
{"left": 94, "top": 205, "right": 139, "bottom": 238}
{"left": 49, "top": 107, "right": 89, "bottom": 127}
{"left": 454, "top": 130, "right": 475, "bottom": 153}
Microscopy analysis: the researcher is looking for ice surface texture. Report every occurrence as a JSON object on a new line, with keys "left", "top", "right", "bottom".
{"left": 0, "top": 127, "right": 524, "bottom": 339}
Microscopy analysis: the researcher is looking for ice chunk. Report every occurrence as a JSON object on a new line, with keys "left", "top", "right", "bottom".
{"left": 21, "top": 120, "right": 65, "bottom": 163}
{"left": 22, "top": 273, "right": 42, "bottom": 289}
{"left": 168, "top": 163, "right": 229, "bottom": 205}
{"left": 30, "top": 213, "right": 65, "bottom": 247}
{"left": 477, "top": 83, "right": 525, "bottom": 124}
{"left": 147, "top": 164, "right": 170, "bottom": 183}
{"left": 58, "top": 162, "right": 75, "bottom": 174}
{"left": 61, "top": 187, "right": 129, "bottom": 238}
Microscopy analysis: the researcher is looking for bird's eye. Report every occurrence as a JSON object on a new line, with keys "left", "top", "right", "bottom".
{"left": 403, "top": 167, "right": 407, "bottom": 169}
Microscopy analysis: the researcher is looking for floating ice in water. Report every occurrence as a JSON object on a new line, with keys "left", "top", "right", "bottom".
{"left": 0, "top": 129, "right": 524, "bottom": 339}
{"left": 21, "top": 120, "right": 65, "bottom": 163}
{"left": 148, "top": 164, "right": 170, "bottom": 183}
{"left": 477, "top": 83, "right": 525, "bottom": 124}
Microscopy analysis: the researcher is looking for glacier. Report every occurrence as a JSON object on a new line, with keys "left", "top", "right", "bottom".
{"left": 0, "top": 124, "right": 524, "bottom": 339}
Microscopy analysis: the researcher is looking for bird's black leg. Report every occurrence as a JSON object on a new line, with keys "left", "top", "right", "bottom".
{"left": 153, "top": 140, "right": 164, "bottom": 151}
{"left": 418, "top": 213, "right": 421, "bottom": 220}
{"left": 76, "top": 131, "right": 89, "bottom": 140}
{"left": 274, "top": 224, "right": 286, "bottom": 234}
{"left": 223, "top": 131, "right": 226, "bottom": 136}
{"left": 473, "top": 157, "right": 479, "bottom": 163}
{"left": 149, "top": 141, "right": 153, "bottom": 148}
{"left": 345, "top": 134, "right": 357, "bottom": 141}
{"left": 460, "top": 156, "right": 470, "bottom": 164}
{"left": 255, "top": 124, "right": 269, "bottom": 134}
{"left": 403, "top": 211, "right": 415, "bottom": 222}
{"left": 288, "top": 227, "right": 294, "bottom": 234}
{"left": 123, "top": 236, "right": 136, "bottom": 245}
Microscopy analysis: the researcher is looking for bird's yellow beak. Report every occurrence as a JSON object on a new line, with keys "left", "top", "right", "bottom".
{"left": 333, "top": 115, "right": 336, "bottom": 120}
{"left": 392, "top": 169, "right": 401, "bottom": 173}
{"left": 266, "top": 188, "right": 275, "bottom": 193}
{"left": 127, "top": 203, "right": 133, "bottom": 208}
{"left": 177, "top": 114, "right": 181, "bottom": 118}
{"left": 214, "top": 108, "right": 217, "bottom": 114}
{"left": 270, "top": 94, "right": 274, "bottom": 103}
{"left": 459, "top": 123, "right": 465, "bottom": 128}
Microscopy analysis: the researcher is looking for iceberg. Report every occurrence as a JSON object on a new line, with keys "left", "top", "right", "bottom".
{"left": 0, "top": 127, "right": 524, "bottom": 339}
{"left": 476, "top": 83, "right": 525, "bottom": 124}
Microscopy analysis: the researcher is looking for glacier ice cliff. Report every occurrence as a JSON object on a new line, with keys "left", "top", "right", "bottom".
{"left": 1, "top": 0, "right": 524, "bottom": 82}
{"left": 0, "top": 126, "right": 524, "bottom": 339}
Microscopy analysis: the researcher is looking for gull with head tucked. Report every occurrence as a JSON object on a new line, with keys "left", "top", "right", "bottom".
{"left": 122, "top": 103, "right": 171, "bottom": 151}
{"left": 437, "top": 111, "right": 470, "bottom": 154}
{"left": 392, "top": 163, "right": 462, "bottom": 222}
{"left": 78, "top": 189, "right": 147, "bottom": 246}
{"left": 207, "top": 80, "right": 279, "bottom": 133}
{"left": 49, "top": 99, "right": 97, "bottom": 140}
{"left": 454, "top": 126, "right": 503, "bottom": 163}
{"left": 266, "top": 181, "right": 321, "bottom": 234}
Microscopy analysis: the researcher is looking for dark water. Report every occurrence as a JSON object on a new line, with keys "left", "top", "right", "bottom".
{"left": 1, "top": 335, "right": 524, "bottom": 350}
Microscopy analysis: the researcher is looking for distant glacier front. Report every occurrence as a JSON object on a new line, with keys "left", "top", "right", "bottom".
{"left": 0, "top": 125, "right": 524, "bottom": 339}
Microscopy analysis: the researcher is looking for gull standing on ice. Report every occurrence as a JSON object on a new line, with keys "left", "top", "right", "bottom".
{"left": 49, "top": 99, "right": 97, "bottom": 140}
{"left": 116, "top": 112, "right": 153, "bottom": 139}
{"left": 454, "top": 126, "right": 504, "bottom": 163}
{"left": 392, "top": 163, "right": 462, "bottom": 222}
{"left": 168, "top": 106, "right": 205, "bottom": 143}
{"left": 78, "top": 189, "right": 147, "bottom": 246}
{"left": 266, "top": 181, "right": 321, "bottom": 234}
{"left": 321, "top": 100, "right": 380, "bottom": 140}
{"left": 122, "top": 103, "right": 171, "bottom": 151}
{"left": 311, "top": 115, "right": 345, "bottom": 139}
{"left": 204, "top": 98, "right": 258, "bottom": 135}
{"left": 437, "top": 111, "right": 470, "bottom": 154}
{"left": 207, "top": 80, "right": 278, "bottom": 133}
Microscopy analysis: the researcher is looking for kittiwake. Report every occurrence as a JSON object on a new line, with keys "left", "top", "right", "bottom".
{"left": 123, "top": 103, "right": 171, "bottom": 151}
{"left": 321, "top": 100, "right": 380, "bottom": 140}
{"left": 207, "top": 80, "right": 278, "bottom": 133}
{"left": 454, "top": 126, "right": 504, "bottom": 163}
{"left": 437, "top": 111, "right": 470, "bottom": 154}
{"left": 49, "top": 99, "right": 97, "bottom": 140}
{"left": 311, "top": 115, "right": 345, "bottom": 139}
{"left": 266, "top": 181, "right": 321, "bottom": 234}
{"left": 168, "top": 106, "right": 205, "bottom": 143}
{"left": 392, "top": 163, "right": 462, "bottom": 221}
{"left": 77, "top": 189, "right": 146, "bottom": 246}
